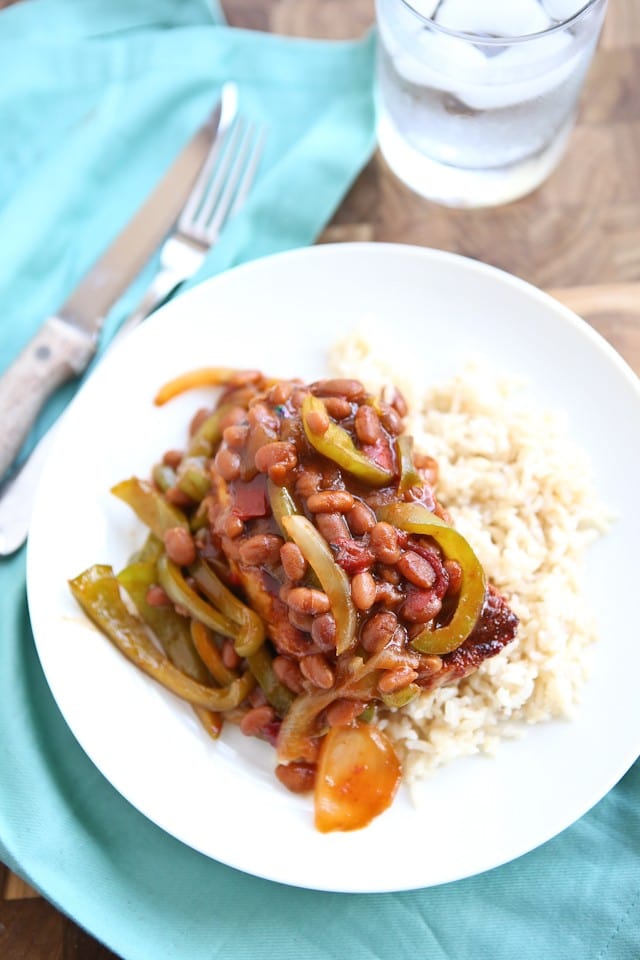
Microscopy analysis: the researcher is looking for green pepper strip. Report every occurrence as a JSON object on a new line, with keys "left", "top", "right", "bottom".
{"left": 176, "top": 456, "right": 211, "bottom": 502}
{"left": 190, "top": 560, "right": 294, "bottom": 716}
{"left": 188, "top": 402, "right": 235, "bottom": 457}
{"left": 69, "top": 565, "right": 255, "bottom": 710}
{"left": 281, "top": 514, "right": 357, "bottom": 656}
{"left": 157, "top": 554, "right": 238, "bottom": 640}
{"left": 267, "top": 478, "right": 299, "bottom": 538}
{"left": 189, "top": 560, "right": 264, "bottom": 657}
{"left": 127, "top": 532, "right": 164, "bottom": 566}
{"left": 118, "top": 562, "right": 224, "bottom": 739}
{"left": 377, "top": 502, "right": 486, "bottom": 655}
{"left": 190, "top": 620, "right": 238, "bottom": 686}
{"left": 111, "top": 477, "right": 189, "bottom": 537}
{"left": 302, "top": 394, "right": 394, "bottom": 487}
{"left": 117, "top": 561, "right": 211, "bottom": 683}
{"left": 396, "top": 435, "right": 422, "bottom": 495}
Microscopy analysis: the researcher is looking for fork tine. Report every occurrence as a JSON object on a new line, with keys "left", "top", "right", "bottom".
{"left": 191, "top": 118, "right": 246, "bottom": 238}
{"left": 196, "top": 121, "right": 265, "bottom": 242}
{"left": 177, "top": 82, "right": 239, "bottom": 234}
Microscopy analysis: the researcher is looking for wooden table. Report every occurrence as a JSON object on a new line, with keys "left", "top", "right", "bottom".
{"left": 1, "top": 1, "right": 638, "bottom": 957}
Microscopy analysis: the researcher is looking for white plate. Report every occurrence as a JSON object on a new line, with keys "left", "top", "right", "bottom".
{"left": 27, "top": 243, "right": 640, "bottom": 893}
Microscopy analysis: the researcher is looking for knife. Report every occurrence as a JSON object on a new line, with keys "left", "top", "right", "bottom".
{"left": 0, "top": 92, "right": 226, "bottom": 479}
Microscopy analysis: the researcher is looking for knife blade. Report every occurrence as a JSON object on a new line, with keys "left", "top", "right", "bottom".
{"left": 0, "top": 92, "right": 225, "bottom": 479}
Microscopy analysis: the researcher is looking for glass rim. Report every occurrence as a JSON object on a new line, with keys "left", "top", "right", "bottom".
{"left": 397, "top": 0, "right": 606, "bottom": 45}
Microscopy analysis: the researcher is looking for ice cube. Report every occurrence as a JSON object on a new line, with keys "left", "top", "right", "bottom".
{"left": 435, "top": 0, "right": 552, "bottom": 37}
{"left": 391, "top": 28, "right": 487, "bottom": 90}
{"left": 542, "top": 0, "right": 588, "bottom": 21}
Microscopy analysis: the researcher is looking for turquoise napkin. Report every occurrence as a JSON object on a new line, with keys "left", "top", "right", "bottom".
{"left": 0, "top": 3, "right": 638, "bottom": 959}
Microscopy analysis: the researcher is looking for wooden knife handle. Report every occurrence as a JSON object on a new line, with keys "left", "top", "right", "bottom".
{"left": 0, "top": 317, "right": 95, "bottom": 478}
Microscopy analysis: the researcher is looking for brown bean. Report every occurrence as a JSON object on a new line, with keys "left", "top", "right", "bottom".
{"left": 375, "top": 581, "right": 404, "bottom": 607}
{"left": 295, "top": 469, "right": 322, "bottom": 499}
{"left": 361, "top": 611, "right": 398, "bottom": 653}
{"left": 351, "top": 570, "right": 377, "bottom": 611}
{"left": 316, "top": 512, "right": 350, "bottom": 543}
{"left": 300, "top": 654, "right": 334, "bottom": 689}
{"left": 314, "top": 378, "right": 365, "bottom": 400}
{"left": 306, "top": 490, "right": 355, "bottom": 514}
{"left": 288, "top": 609, "right": 314, "bottom": 633}
{"left": 378, "top": 403, "right": 403, "bottom": 435}
{"left": 221, "top": 639, "right": 241, "bottom": 670}
{"left": 414, "top": 452, "right": 439, "bottom": 486}
{"left": 275, "top": 762, "right": 316, "bottom": 794}
{"left": 287, "top": 587, "right": 331, "bottom": 616}
{"left": 163, "top": 526, "right": 197, "bottom": 567}
{"left": 444, "top": 559, "right": 463, "bottom": 595}
{"left": 162, "top": 449, "right": 183, "bottom": 469}
{"left": 273, "top": 656, "right": 305, "bottom": 694}
{"left": 223, "top": 514, "right": 244, "bottom": 539}
{"left": 267, "top": 381, "right": 294, "bottom": 405}
{"left": 369, "top": 522, "right": 401, "bottom": 563}
{"left": 389, "top": 386, "right": 408, "bottom": 417}
{"left": 238, "top": 533, "right": 284, "bottom": 567}
{"left": 222, "top": 424, "right": 249, "bottom": 449}
{"left": 418, "top": 655, "right": 443, "bottom": 677}
{"left": 248, "top": 686, "right": 268, "bottom": 709}
{"left": 347, "top": 500, "right": 376, "bottom": 535}
{"left": 325, "top": 699, "right": 365, "bottom": 727}
{"left": 189, "top": 407, "right": 210, "bottom": 436}
{"left": 379, "top": 564, "right": 402, "bottom": 585}
{"left": 354, "top": 404, "right": 383, "bottom": 445}
{"left": 254, "top": 441, "right": 297, "bottom": 475}
{"left": 378, "top": 666, "right": 419, "bottom": 694}
{"left": 280, "top": 541, "right": 307, "bottom": 582}
{"left": 240, "top": 705, "right": 275, "bottom": 738}
{"left": 165, "top": 486, "right": 194, "bottom": 508}
{"left": 145, "top": 584, "right": 171, "bottom": 607}
{"left": 213, "top": 447, "right": 241, "bottom": 481}
{"left": 397, "top": 550, "right": 437, "bottom": 589}
{"left": 323, "top": 396, "right": 352, "bottom": 419}
{"left": 401, "top": 588, "right": 443, "bottom": 623}
{"left": 310, "top": 613, "right": 337, "bottom": 652}
{"left": 305, "top": 407, "right": 330, "bottom": 436}
{"left": 247, "top": 403, "right": 278, "bottom": 431}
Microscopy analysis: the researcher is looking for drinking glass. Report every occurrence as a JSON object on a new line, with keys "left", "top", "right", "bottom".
{"left": 375, "top": 0, "right": 608, "bottom": 207}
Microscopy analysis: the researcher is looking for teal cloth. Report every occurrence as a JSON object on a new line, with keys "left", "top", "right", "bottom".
{"left": 0, "top": 3, "right": 638, "bottom": 960}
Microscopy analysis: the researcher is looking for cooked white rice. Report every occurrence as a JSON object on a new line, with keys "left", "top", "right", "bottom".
{"left": 329, "top": 332, "right": 610, "bottom": 786}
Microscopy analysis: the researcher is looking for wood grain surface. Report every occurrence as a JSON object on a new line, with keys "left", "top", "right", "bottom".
{"left": 1, "top": 1, "right": 638, "bottom": 958}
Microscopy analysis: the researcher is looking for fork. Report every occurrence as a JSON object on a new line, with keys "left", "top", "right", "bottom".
{"left": 0, "top": 87, "right": 266, "bottom": 556}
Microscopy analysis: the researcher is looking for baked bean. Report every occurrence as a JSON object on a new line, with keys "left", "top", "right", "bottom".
{"left": 189, "top": 407, "right": 210, "bottom": 436}
{"left": 162, "top": 449, "right": 183, "bottom": 469}
{"left": 401, "top": 588, "right": 443, "bottom": 623}
{"left": 305, "top": 407, "right": 330, "bottom": 436}
{"left": 213, "top": 447, "right": 241, "bottom": 481}
{"left": 221, "top": 639, "right": 241, "bottom": 670}
{"left": 354, "top": 404, "right": 382, "bottom": 445}
{"left": 289, "top": 388, "right": 309, "bottom": 410}
{"left": 163, "top": 526, "right": 196, "bottom": 566}
{"left": 418, "top": 655, "right": 443, "bottom": 676}
{"left": 248, "top": 686, "right": 268, "bottom": 709}
{"left": 347, "top": 500, "right": 376, "bottom": 535}
{"left": 300, "top": 654, "right": 334, "bottom": 689}
{"left": 414, "top": 453, "right": 439, "bottom": 486}
{"left": 389, "top": 386, "right": 408, "bottom": 417}
{"left": 295, "top": 469, "right": 322, "bottom": 499}
{"left": 306, "top": 490, "right": 354, "bottom": 514}
{"left": 273, "top": 656, "right": 305, "bottom": 694}
{"left": 351, "top": 570, "right": 377, "bottom": 611}
{"left": 397, "top": 550, "right": 437, "bottom": 589}
{"left": 222, "top": 424, "right": 249, "bottom": 449}
{"left": 267, "top": 380, "right": 294, "bottom": 405}
{"left": 247, "top": 402, "right": 278, "bottom": 431}
{"left": 238, "top": 533, "right": 283, "bottom": 567}
{"left": 219, "top": 406, "right": 248, "bottom": 431}
{"left": 280, "top": 541, "right": 307, "bottom": 582}
{"left": 378, "top": 666, "right": 419, "bottom": 694}
{"left": 314, "top": 378, "right": 365, "bottom": 401}
{"left": 311, "top": 613, "right": 337, "bottom": 652}
{"left": 369, "top": 522, "right": 401, "bottom": 563}
{"left": 288, "top": 609, "right": 314, "bottom": 633}
{"left": 444, "top": 559, "right": 463, "bottom": 595}
{"left": 377, "top": 403, "right": 403, "bottom": 436}
{"left": 240, "top": 704, "right": 275, "bottom": 738}
{"left": 323, "top": 396, "right": 352, "bottom": 419}
{"left": 165, "top": 486, "right": 194, "bottom": 508}
{"left": 379, "top": 564, "right": 402, "bottom": 585}
{"left": 287, "top": 587, "right": 331, "bottom": 616}
{"left": 275, "top": 762, "right": 316, "bottom": 794}
{"left": 325, "top": 699, "right": 365, "bottom": 727}
{"left": 145, "top": 584, "right": 171, "bottom": 607}
{"left": 223, "top": 514, "right": 244, "bottom": 539}
{"left": 316, "top": 512, "right": 350, "bottom": 543}
{"left": 254, "top": 441, "right": 297, "bottom": 475}
{"left": 361, "top": 611, "right": 398, "bottom": 653}
{"left": 375, "top": 581, "right": 404, "bottom": 607}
